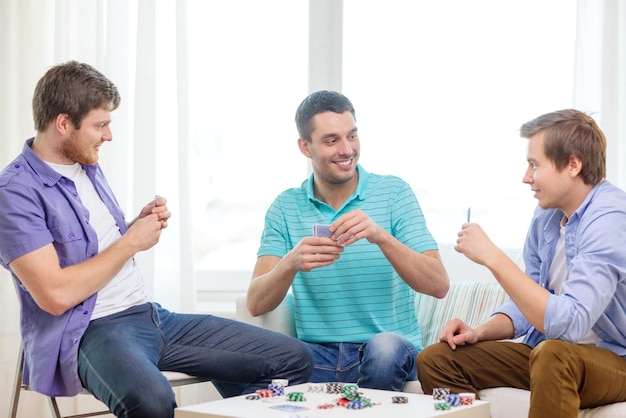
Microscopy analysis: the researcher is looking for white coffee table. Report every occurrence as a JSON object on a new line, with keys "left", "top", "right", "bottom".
{"left": 175, "top": 383, "right": 489, "bottom": 418}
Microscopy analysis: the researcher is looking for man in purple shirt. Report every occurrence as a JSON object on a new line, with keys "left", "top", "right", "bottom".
{"left": 0, "top": 61, "right": 312, "bottom": 418}
{"left": 417, "top": 110, "right": 626, "bottom": 418}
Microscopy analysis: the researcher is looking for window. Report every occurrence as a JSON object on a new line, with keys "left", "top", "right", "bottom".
{"left": 184, "top": 1, "right": 308, "bottom": 313}
{"left": 183, "top": 1, "right": 576, "bottom": 313}
{"left": 343, "top": 0, "right": 576, "bottom": 248}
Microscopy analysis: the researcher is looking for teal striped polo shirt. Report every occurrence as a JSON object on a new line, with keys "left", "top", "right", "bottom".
{"left": 258, "top": 165, "right": 437, "bottom": 349}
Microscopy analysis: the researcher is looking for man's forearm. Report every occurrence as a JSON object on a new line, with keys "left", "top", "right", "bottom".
{"left": 378, "top": 232, "right": 449, "bottom": 298}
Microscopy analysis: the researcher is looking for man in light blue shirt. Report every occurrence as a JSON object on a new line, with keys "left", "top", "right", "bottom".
{"left": 247, "top": 90, "right": 450, "bottom": 391}
{"left": 417, "top": 109, "right": 626, "bottom": 418}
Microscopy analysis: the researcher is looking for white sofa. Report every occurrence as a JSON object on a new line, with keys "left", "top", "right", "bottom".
{"left": 235, "top": 244, "right": 626, "bottom": 418}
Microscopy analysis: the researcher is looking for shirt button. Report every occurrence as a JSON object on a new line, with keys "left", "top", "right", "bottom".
{"left": 68, "top": 233, "right": 75, "bottom": 239}
{"left": 83, "top": 310, "right": 89, "bottom": 315}
{"left": 14, "top": 163, "right": 20, "bottom": 169}
{"left": 72, "top": 338, "right": 78, "bottom": 344}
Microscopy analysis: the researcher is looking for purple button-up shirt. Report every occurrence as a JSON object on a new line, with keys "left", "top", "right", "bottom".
{"left": 0, "top": 139, "right": 128, "bottom": 396}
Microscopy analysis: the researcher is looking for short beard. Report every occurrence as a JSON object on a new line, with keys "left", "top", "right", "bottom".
{"left": 60, "top": 131, "right": 95, "bottom": 165}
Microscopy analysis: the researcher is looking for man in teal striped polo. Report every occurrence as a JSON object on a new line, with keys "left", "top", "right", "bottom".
{"left": 247, "top": 90, "right": 450, "bottom": 391}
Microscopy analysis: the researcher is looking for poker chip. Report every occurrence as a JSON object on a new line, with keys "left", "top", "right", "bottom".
{"left": 358, "top": 397, "right": 372, "bottom": 408}
{"left": 334, "top": 397, "right": 351, "bottom": 407}
{"left": 433, "top": 387, "right": 450, "bottom": 400}
{"left": 286, "top": 391, "right": 306, "bottom": 402}
{"left": 271, "top": 379, "right": 289, "bottom": 387}
{"left": 245, "top": 394, "right": 260, "bottom": 400}
{"left": 446, "top": 393, "right": 461, "bottom": 407}
{"left": 326, "top": 382, "right": 344, "bottom": 394}
{"left": 307, "top": 383, "right": 326, "bottom": 393}
{"left": 268, "top": 383, "right": 285, "bottom": 396}
{"left": 345, "top": 400, "right": 365, "bottom": 409}
{"left": 345, "top": 397, "right": 372, "bottom": 409}
{"left": 434, "top": 401, "right": 451, "bottom": 410}
{"left": 255, "top": 389, "right": 273, "bottom": 398}
{"left": 459, "top": 393, "right": 475, "bottom": 405}
{"left": 317, "top": 403, "right": 335, "bottom": 409}
{"left": 342, "top": 384, "right": 360, "bottom": 400}
{"left": 392, "top": 396, "right": 408, "bottom": 404}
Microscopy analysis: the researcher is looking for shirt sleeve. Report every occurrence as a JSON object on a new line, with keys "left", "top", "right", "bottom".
{"left": 0, "top": 177, "right": 53, "bottom": 267}
{"left": 257, "top": 196, "right": 292, "bottom": 258}
{"left": 390, "top": 180, "right": 438, "bottom": 253}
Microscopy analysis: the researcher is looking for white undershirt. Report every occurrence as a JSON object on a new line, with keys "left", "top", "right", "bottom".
{"left": 548, "top": 217, "right": 600, "bottom": 345}
{"left": 47, "top": 162, "right": 150, "bottom": 319}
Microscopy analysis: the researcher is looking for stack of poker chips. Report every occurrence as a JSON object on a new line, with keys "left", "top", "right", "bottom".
{"left": 251, "top": 379, "right": 289, "bottom": 400}
{"left": 345, "top": 398, "right": 372, "bottom": 409}
{"left": 328, "top": 384, "right": 373, "bottom": 410}
{"left": 255, "top": 389, "right": 273, "bottom": 398}
{"left": 434, "top": 401, "right": 452, "bottom": 410}
{"left": 446, "top": 393, "right": 461, "bottom": 407}
{"left": 432, "top": 387, "right": 475, "bottom": 410}
{"left": 459, "top": 392, "right": 475, "bottom": 405}
{"left": 433, "top": 387, "right": 452, "bottom": 410}
{"left": 268, "top": 381, "right": 286, "bottom": 397}
{"left": 307, "top": 383, "right": 326, "bottom": 393}
{"left": 342, "top": 385, "right": 360, "bottom": 400}
{"left": 286, "top": 391, "right": 306, "bottom": 402}
{"left": 326, "top": 382, "right": 344, "bottom": 394}
{"left": 432, "top": 387, "right": 450, "bottom": 400}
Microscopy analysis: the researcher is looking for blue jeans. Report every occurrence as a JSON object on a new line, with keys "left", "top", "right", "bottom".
{"left": 77, "top": 303, "right": 313, "bottom": 418}
{"left": 305, "top": 332, "right": 418, "bottom": 391}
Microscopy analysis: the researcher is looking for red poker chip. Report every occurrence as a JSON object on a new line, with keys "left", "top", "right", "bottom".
{"left": 317, "top": 403, "right": 335, "bottom": 409}
{"left": 335, "top": 397, "right": 351, "bottom": 407}
{"left": 255, "top": 389, "right": 273, "bottom": 398}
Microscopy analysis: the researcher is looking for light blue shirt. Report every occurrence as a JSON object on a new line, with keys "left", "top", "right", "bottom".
{"left": 0, "top": 139, "right": 128, "bottom": 396}
{"left": 258, "top": 165, "right": 437, "bottom": 349}
{"left": 496, "top": 181, "right": 626, "bottom": 356}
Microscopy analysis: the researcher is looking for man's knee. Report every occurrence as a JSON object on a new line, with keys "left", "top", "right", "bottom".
{"left": 366, "top": 332, "right": 414, "bottom": 352}
{"left": 416, "top": 342, "right": 456, "bottom": 392}
{"left": 417, "top": 342, "right": 452, "bottom": 369}
{"left": 283, "top": 337, "right": 315, "bottom": 381}
{"left": 365, "top": 332, "right": 417, "bottom": 365}
{"left": 529, "top": 339, "right": 572, "bottom": 372}
{"left": 113, "top": 383, "right": 176, "bottom": 418}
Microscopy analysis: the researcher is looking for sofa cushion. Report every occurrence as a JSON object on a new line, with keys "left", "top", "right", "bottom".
{"left": 416, "top": 281, "right": 508, "bottom": 347}
{"left": 236, "top": 292, "right": 296, "bottom": 337}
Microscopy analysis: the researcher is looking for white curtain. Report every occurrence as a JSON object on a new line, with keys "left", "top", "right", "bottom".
{"left": 0, "top": 0, "right": 197, "bottom": 415}
{"left": 574, "top": 0, "right": 626, "bottom": 187}
{"left": 0, "top": 0, "right": 625, "bottom": 415}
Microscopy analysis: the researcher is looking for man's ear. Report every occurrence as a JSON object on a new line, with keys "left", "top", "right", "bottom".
{"left": 54, "top": 113, "right": 71, "bottom": 135}
{"left": 568, "top": 155, "right": 583, "bottom": 178}
{"left": 297, "top": 137, "right": 312, "bottom": 158}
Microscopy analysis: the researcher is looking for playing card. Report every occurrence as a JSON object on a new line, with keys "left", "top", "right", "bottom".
{"left": 269, "top": 404, "right": 309, "bottom": 411}
{"left": 313, "top": 224, "right": 332, "bottom": 238}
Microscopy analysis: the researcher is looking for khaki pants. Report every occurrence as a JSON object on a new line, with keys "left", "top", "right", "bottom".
{"left": 417, "top": 340, "right": 626, "bottom": 418}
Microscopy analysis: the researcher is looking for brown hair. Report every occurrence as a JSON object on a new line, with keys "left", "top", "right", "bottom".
{"left": 32, "top": 61, "right": 121, "bottom": 131}
{"left": 295, "top": 90, "right": 356, "bottom": 141}
{"left": 519, "top": 109, "right": 606, "bottom": 185}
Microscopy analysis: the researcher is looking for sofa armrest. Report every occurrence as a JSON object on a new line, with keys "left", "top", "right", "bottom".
{"left": 235, "top": 293, "right": 297, "bottom": 337}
